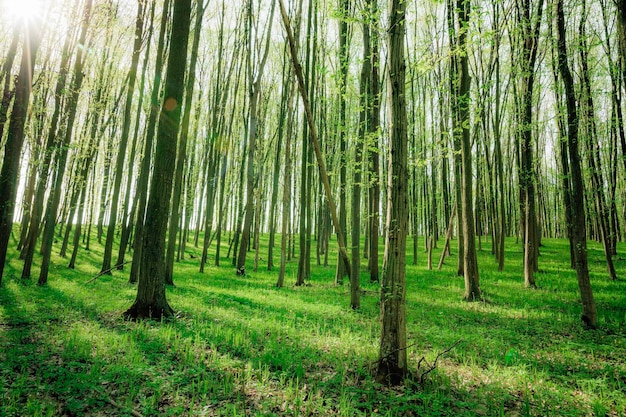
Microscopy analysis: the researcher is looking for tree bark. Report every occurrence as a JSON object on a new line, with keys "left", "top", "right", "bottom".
{"left": 165, "top": 0, "right": 207, "bottom": 284}
{"left": 130, "top": 0, "right": 171, "bottom": 284}
{"left": 101, "top": 0, "right": 145, "bottom": 275}
{"left": 377, "top": 0, "right": 408, "bottom": 385}
{"left": 38, "top": 0, "right": 94, "bottom": 285}
{"left": 367, "top": 0, "right": 381, "bottom": 283}
{"left": 554, "top": 0, "right": 598, "bottom": 329}
{"left": 518, "top": 0, "right": 543, "bottom": 288}
{"left": 0, "top": 20, "right": 42, "bottom": 284}
{"left": 124, "top": 0, "right": 192, "bottom": 320}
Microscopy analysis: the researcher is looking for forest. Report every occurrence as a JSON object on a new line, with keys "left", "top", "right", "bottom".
{"left": 1, "top": 0, "right": 625, "bottom": 415}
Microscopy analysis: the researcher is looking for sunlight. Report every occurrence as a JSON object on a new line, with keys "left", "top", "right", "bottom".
{"left": 2, "top": 0, "right": 44, "bottom": 22}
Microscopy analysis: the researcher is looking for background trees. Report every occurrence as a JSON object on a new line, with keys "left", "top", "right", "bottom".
{"left": 1, "top": 0, "right": 623, "bottom": 334}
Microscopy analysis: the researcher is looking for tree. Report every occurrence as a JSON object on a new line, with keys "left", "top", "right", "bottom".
{"left": 130, "top": 0, "right": 171, "bottom": 284}
{"left": 278, "top": 0, "right": 352, "bottom": 286}
{"left": 554, "top": 0, "right": 597, "bottom": 329}
{"left": 101, "top": 0, "right": 145, "bottom": 275}
{"left": 166, "top": 0, "right": 207, "bottom": 284}
{"left": 0, "top": 16, "right": 42, "bottom": 284}
{"left": 377, "top": 0, "right": 408, "bottom": 385}
{"left": 38, "top": 0, "right": 94, "bottom": 285}
{"left": 367, "top": 0, "right": 381, "bottom": 284}
{"left": 236, "top": 0, "right": 276, "bottom": 276}
{"left": 450, "top": 0, "right": 480, "bottom": 300}
{"left": 124, "top": 0, "right": 192, "bottom": 320}
{"left": 517, "top": 0, "right": 544, "bottom": 288}
{"left": 335, "top": 0, "right": 351, "bottom": 285}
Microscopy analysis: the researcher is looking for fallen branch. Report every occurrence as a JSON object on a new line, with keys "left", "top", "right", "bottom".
{"left": 85, "top": 261, "right": 133, "bottom": 284}
{"left": 278, "top": 0, "right": 351, "bottom": 278}
{"left": 418, "top": 339, "right": 462, "bottom": 383}
{"left": 368, "top": 342, "right": 420, "bottom": 374}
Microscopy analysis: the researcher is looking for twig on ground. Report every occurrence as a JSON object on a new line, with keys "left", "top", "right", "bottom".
{"left": 85, "top": 261, "right": 133, "bottom": 284}
{"left": 418, "top": 339, "right": 463, "bottom": 383}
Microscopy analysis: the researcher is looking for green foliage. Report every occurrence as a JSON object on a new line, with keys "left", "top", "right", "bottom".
{"left": 1, "top": 231, "right": 625, "bottom": 416}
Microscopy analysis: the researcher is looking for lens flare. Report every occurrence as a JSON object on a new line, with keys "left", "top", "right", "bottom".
{"left": 2, "top": 0, "right": 43, "bottom": 22}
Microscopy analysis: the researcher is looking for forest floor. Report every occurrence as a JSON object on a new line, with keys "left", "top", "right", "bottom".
{"left": 1, "top": 231, "right": 625, "bottom": 416}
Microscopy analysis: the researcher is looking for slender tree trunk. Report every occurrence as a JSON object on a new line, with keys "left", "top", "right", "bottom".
{"left": 117, "top": 1, "right": 155, "bottom": 271}
{"left": 518, "top": 0, "right": 543, "bottom": 288}
{"left": 165, "top": 0, "right": 206, "bottom": 284}
{"left": 236, "top": 0, "right": 276, "bottom": 276}
{"left": 0, "top": 27, "right": 21, "bottom": 145}
{"left": 455, "top": 0, "right": 481, "bottom": 301}
{"left": 19, "top": 21, "right": 75, "bottom": 277}
{"left": 268, "top": 54, "right": 290, "bottom": 271}
{"left": 101, "top": 0, "right": 145, "bottom": 275}
{"left": 368, "top": 1, "right": 381, "bottom": 283}
{"left": 578, "top": 8, "right": 617, "bottom": 280}
{"left": 554, "top": 0, "right": 597, "bottom": 329}
{"left": 0, "top": 21, "right": 42, "bottom": 284}
{"left": 38, "top": 0, "right": 93, "bottom": 285}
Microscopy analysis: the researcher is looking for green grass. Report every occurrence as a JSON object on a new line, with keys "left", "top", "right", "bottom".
{"left": 1, "top": 229, "right": 625, "bottom": 416}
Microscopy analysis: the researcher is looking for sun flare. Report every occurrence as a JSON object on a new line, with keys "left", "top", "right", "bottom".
{"left": 2, "top": 0, "right": 43, "bottom": 22}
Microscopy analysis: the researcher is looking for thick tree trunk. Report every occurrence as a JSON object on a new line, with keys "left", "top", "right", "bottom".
{"left": 124, "top": 0, "right": 192, "bottom": 320}
{"left": 377, "top": 0, "right": 408, "bottom": 385}
{"left": 130, "top": 0, "right": 171, "bottom": 284}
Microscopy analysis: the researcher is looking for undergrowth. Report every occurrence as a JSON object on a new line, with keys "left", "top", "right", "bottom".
{"left": 1, "top": 230, "right": 625, "bottom": 416}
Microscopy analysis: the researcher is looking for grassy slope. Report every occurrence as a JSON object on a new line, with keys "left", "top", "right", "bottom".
{"left": 0, "top": 231, "right": 625, "bottom": 416}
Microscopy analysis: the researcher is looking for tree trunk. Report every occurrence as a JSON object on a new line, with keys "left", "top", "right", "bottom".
{"left": 279, "top": 0, "right": 351, "bottom": 280}
{"left": 377, "top": 0, "right": 408, "bottom": 385}
{"left": 165, "top": 0, "right": 206, "bottom": 284}
{"left": 0, "top": 21, "right": 42, "bottom": 284}
{"left": 578, "top": 8, "right": 617, "bottom": 280}
{"left": 368, "top": 0, "right": 381, "bottom": 283}
{"left": 124, "top": 0, "right": 192, "bottom": 320}
{"left": 236, "top": 0, "right": 276, "bottom": 276}
{"left": 335, "top": 0, "right": 350, "bottom": 285}
{"left": 554, "top": 0, "right": 597, "bottom": 329}
{"left": 130, "top": 0, "right": 171, "bottom": 284}
{"left": 518, "top": 0, "right": 543, "bottom": 288}
{"left": 38, "top": 0, "right": 93, "bottom": 285}
{"left": 101, "top": 0, "right": 145, "bottom": 275}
